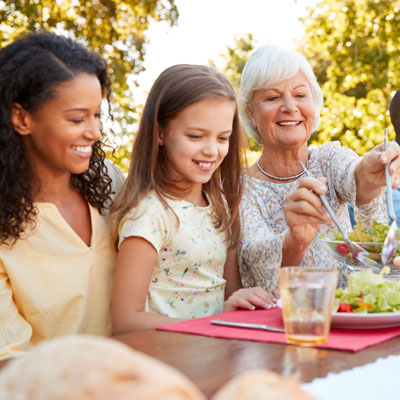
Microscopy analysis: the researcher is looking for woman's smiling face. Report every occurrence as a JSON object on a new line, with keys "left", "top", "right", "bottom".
{"left": 17, "top": 73, "right": 103, "bottom": 177}
{"left": 246, "top": 71, "right": 315, "bottom": 150}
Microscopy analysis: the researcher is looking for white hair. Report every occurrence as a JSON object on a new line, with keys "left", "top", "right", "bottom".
{"left": 239, "top": 46, "right": 324, "bottom": 144}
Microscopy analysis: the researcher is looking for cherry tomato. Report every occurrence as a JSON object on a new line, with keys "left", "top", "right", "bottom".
{"left": 336, "top": 243, "right": 350, "bottom": 255}
{"left": 337, "top": 302, "right": 353, "bottom": 313}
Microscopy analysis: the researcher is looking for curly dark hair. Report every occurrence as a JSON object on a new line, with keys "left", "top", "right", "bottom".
{"left": 0, "top": 30, "right": 114, "bottom": 245}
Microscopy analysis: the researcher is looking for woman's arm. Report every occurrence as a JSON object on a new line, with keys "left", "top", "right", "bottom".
{"left": 111, "top": 237, "right": 182, "bottom": 334}
{"left": 355, "top": 142, "right": 400, "bottom": 206}
{"left": 0, "top": 261, "right": 32, "bottom": 359}
{"left": 282, "top": 176, "right": 332, "bottom": 266}
{"left": 281, "top": 231, "right": 309, "bottom": 266}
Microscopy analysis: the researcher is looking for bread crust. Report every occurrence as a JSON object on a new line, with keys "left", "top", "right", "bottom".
{"left": 212, "top": 370, "right": 315, "bottom": 400}
{"left": 0, "top": 335, "right": 206, "bottom": 400}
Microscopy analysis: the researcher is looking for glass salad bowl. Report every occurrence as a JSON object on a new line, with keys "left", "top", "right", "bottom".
{"left": 318, "top": 237, "right": 400, "bottom": 279}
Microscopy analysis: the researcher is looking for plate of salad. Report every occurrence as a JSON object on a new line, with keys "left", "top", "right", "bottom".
{"left": 332, "top": 267, "right": 400, "bottom": 329}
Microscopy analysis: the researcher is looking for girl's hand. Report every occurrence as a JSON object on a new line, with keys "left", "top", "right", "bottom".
{"left": 283, "top": 176, "right": 332, "bottom": 247}
{"left": 272, "top": 288, "right": 280, "bottom": 299}
{"left": 223, "top": 287, "right": 277, "bottom": 312}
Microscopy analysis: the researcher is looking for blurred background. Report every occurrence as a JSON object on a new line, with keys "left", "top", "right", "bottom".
{"left": 1, "top": 0, "right": 400, "bottom": 171}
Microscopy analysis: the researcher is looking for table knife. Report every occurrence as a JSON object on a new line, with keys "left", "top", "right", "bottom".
{"left": 211, "top": 319, "right": 284, "bottom": 333}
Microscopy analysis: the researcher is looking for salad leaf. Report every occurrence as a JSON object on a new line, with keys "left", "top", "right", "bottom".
{"left": 349, "top": 221, "right": 378, "bottom": 242}
{"left": 332, "top": 220, "right": 394, "bottom": 242}
{"left": 327, "top": 220, "right": 400, "bottom": 257}
{"left": 334, "top": 267, "right": 400, "bottom": 313}
{"left": 370, "top": 220, "right": 390, "bottom": 243}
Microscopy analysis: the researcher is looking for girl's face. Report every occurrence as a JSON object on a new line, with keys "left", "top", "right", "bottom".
{"left": 14, "top": 73, "right": 103, "bottom": 178}
{"left": 247, "top": 71, "right": 315, "bottom": 150}
{"left": 159, "top": 97, "right": 235, "bottom": 197}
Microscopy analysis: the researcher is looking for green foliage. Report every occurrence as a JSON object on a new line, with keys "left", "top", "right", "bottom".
{"left": 108, "top": 138, "right": 133, "bottom": 173}
{"left": 211, "top": 33, "right": 262, "bottom": 151}
{"left": 215, "top": 1, "right": 400, "bottom": 155}
{"left": 213, "top": 33, "right": 256, "bottom": 91}
{"left": 0, "top": 0, "right": 178, "bottom": 171}
{"left": 300, "top": 0, "right": 400, "bottom": 153}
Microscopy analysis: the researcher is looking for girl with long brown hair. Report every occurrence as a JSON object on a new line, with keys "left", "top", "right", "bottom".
{"left": 109, "top": 64, "right": 276, "bottom": 333}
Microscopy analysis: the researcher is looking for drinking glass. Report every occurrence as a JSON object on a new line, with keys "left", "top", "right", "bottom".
{"left": 278, "top": 267, "right": 339, "bottom": 347}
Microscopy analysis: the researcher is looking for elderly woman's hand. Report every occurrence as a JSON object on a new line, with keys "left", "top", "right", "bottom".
{"left": 355, "top": 141, "right": 400, "bottom": 206}
{"left": 283, "top": 176, "right": 332, "bottom": 247}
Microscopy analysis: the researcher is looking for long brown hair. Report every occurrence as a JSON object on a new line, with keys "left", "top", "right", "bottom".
{"left": 109, "top": 64, "right": 245, "bottom": 248}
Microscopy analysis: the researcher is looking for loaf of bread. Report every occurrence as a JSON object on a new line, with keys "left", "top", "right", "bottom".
{"left": 0, "top": 335, "right": 316, "bottom": 399}
{"left": 212, "top": 370, "right": 315, "bottom": 400}
{"left": 0, "top": 335, "right": 206, "bottom": 400}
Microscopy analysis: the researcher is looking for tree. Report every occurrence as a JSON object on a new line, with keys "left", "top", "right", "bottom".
{"left": 211, "top": 33, "right": 256, "bottom": 92}
{"left": 210, "top": 33, "right": 262, "bottom": 152}
{"left": 0, "top": 0, "right": 178, "bottom": 168}
{"left": 215, "top": 1, "right": 400, "bottom": 155}
{"left": 300, "top": 0, "right": 400, "bottom": 153}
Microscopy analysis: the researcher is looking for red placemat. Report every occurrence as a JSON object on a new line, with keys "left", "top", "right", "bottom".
{"left": 157, "top": 308, "right": 400, "bottom": 352}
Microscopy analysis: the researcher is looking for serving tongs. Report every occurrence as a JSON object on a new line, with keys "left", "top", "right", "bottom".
{"left": 300, "top": 162, "right": 380, "bottom": 271}
{"left": 381, "top": 128, "right": 399, "bottom": 265}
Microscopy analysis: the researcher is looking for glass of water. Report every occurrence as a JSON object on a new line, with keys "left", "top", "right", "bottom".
{"left": 279, "top": 267, "right": 339, "bottom": 347}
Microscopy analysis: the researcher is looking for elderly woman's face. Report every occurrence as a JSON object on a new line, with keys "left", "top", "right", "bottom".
{"left": 247, "top": 71, "right": 315, "bottom": 149}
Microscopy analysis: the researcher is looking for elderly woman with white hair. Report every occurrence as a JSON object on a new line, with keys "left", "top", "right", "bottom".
{"left": 235, "top": 45, "right": 400, "bottom": 293}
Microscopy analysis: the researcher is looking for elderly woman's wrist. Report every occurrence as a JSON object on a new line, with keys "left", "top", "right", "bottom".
{"left": 282, "top": 231, "right": 309, "bottom": 257}
{"left": 355, "top": 158, "right": 385, "bottom": 201}
{"left": 355, "top": 183, "right": 384, "bottom": 206}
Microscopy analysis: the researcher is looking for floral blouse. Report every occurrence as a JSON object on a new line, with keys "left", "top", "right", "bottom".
{"left": 238, "top": 142, "right": 386, "bottom": 291}
{"left": 118, "top": 192, "right": 227, "bottom": 319}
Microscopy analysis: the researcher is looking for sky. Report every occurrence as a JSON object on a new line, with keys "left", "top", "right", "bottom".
{"left": 135, "top": 0, "right": 317, "bottom": 104}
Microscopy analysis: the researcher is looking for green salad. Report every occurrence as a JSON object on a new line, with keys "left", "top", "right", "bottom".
{"left": 334, "top": 219, "right": 399, "bottom": 242}
{"left": 321, "top": 220, "right": 400, "bottom": 258}
{"left": 334, "top": 267, "right": 400, "bottom": 313}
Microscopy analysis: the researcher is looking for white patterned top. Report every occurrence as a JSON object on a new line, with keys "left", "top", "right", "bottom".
{"left": 238, "top": 142, "right": 386, "bottom": 291}
{"left": 118, "top": 192, "right": 227, "bottom": 319}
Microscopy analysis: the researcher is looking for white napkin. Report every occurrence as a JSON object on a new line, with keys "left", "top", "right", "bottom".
{"left": 302, "top": 354, "right": 400, "bottom": 400}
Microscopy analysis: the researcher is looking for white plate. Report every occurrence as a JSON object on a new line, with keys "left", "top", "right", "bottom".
{"left": 277, "top": 299, "right": 400, "bottom": 329}
{"left": 331, "top": 312, "right": 400, "bottom": 329}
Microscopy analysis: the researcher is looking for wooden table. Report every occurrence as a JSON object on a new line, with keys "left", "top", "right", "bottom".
{"left": 116, "top": 329, "right": 400, "bottom": 398}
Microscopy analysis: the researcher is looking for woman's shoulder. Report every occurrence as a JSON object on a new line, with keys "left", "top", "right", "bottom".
{"left": 242, "top": 173, "right": 291, "bottom": 199}
{"left": 311, "top": 141, "right": 358, "bottom": 155}
{"left": 104, "top": 159, "right": 125, "bottom": 199}
{"left": 310, "top": 141, "right": 359, "bottom": 166}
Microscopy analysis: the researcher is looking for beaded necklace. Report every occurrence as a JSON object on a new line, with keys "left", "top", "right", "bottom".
{"left": 256, "top": 159, "right": 306, "bottom": 181}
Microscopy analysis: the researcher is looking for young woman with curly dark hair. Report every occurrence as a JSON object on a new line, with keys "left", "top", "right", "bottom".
{"left": 0, "top": 30, "right": 124, "bottom": 358}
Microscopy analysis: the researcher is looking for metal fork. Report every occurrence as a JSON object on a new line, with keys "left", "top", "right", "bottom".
{"left": 381, "top": 127, "right": 399, "bottom": 265}
{"left": 300, "top": 162, "right": 380, "bottom": 271}
{"left": 211, "top": 320, "right": 285, "bottom": 333}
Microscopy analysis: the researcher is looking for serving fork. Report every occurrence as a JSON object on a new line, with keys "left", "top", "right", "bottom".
{"left": 300, "top": 162, "right": 380, "bottom": 271}
{"left": 381, "top": 127, "right": 399, "bottom": 265}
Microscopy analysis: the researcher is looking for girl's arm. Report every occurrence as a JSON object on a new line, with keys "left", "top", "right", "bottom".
{"left": 223, "top": 248, "right": 242, "bottom": 299}
{"left": 355, "top": 142, "right": 400, "bottom": 206}
{"left": 223, "top": 248, "right": 277, "bottom": 312}
{"left": 111, "top": 236, "right": 182, "bottom": 334}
